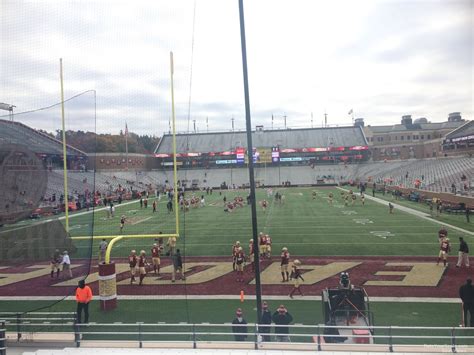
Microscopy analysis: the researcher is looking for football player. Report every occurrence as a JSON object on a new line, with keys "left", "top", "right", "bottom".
{"left": 280, "top": 247, "right": 290, "bottom": 282}
{"left": 232, "top": 241, "right": 241, "bottom": 271}
{"left": 360, "top": 193, "right": 365, "bottom": 206}
{"left": 120, "top": 215, "right": 126, "bottom": 233}
{"left": 235, "top": 247, "right": 245, "bottom": 282}
{"left": 259, "top": 233, "right": 266, "bottom": 257}
{"left": 437, "top": 237, "right": 451, "bottom": 267}
{"left": 265, "top": 234, "right": 272, "bottom": 259}
{"left": 128, "top": 250, "right": 138, "bottom": 284}
{"left": 138, "top": 250, "right": 148, "bottom": 285}
{"left": 151, "top": 243, "right": 161, "bottom": 275}
{"left": 50, "top": 249, "right": 62, "bottom": 278}
{"left": 248, "top": 239, "right": 255, "bottom": 271}
{"left": 438, "top": 226, "right": 448, "bottom": 244}
{"left": 328, "top": 192, "right": 334, "bottom": 205}
{"left": 289, "top": 259, "right": 304, "bottom": 298}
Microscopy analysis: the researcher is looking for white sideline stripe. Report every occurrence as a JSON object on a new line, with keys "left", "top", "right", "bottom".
{"left": 0, "top": 295, "right": 461, "bottom": 303}
{"left": 337, "top": 187, "right": 474, "bottom": 236}
{"left": 0, "top": 198, "right": 140, "bottom": 236}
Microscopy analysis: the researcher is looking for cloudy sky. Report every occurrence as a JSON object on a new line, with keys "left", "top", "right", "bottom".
{"left": 0, "top": 0, "right": 472, "bottom": 136}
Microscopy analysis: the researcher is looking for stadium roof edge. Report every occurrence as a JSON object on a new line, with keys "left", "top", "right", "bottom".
{"left": 444, "top": 120, "right": 473, "bottom": 140}
{"left": 159, "top": 125, "right": 359, "bottom": 137}
{"left": 0, "top": 118, "right": 87, "bottom": 156}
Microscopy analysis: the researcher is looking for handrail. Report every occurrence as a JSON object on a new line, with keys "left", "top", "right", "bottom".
{"left": 3, "top": 320, "right": 473, "bottom": 353}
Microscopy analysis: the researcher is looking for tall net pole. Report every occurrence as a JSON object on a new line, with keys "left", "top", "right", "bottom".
{"left": 238, "top": 0, "right": 262, "bottom": 323}
{"left": 59, "top": 58, "right": 69, "bottom": 233}
{"left": 170, "top": 52, "right": 180, "bottom": 236}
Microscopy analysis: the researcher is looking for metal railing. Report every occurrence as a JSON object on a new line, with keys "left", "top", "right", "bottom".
{"left": 0, "top": 320, "right": 6, "bottom": 355}
{"left": 1, "top": 313, "right": 474, "bottom": 353}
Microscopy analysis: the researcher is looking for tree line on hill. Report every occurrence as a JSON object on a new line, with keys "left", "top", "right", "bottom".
{"left": 42, "top": 130, "right": 160, "bottom": 154}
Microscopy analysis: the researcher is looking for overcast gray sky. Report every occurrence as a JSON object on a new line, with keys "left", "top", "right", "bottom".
{"left": 1, "top": 0, "right": 472, "bottom": 135}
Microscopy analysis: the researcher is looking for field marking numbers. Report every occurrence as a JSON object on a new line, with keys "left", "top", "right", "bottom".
{"left": 69, "top": 224, "right": 89, "bottom": 230}
{"left": 342, "top": 211, "right": 357, "bottom": 215}
{"left": 370, "top": 231, "right": 395, "bottom": 239}
{"left": 353, "top": 218, "right": 373, "bottom": 225}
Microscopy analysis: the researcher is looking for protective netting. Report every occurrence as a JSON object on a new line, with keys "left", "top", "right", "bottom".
{"left": 0, "top": 91, "right": 96, "bottom": 313}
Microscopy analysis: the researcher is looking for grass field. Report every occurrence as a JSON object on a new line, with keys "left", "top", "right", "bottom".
{"left": 63, "top": 187, "right": 472, "bottom": 259}
{"left": 1, "top": 186, "right": 472, "bottom": 336}
{"left": 372, "top": 191, "right": 473, "bottom": 232}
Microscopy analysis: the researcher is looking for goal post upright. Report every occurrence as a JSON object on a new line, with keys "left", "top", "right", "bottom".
{"left": 59, "top": 58, "right": 70, "bottom": 233}
{"left": 170, "top": 51, "right": 180, "bottom": 237}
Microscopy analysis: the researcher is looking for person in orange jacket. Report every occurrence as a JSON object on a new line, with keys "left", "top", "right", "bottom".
{"left": 75, "top": 280, "right": 93, "bottom": 324}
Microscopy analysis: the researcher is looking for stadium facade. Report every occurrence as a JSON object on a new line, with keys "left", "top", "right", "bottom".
{"left": 362, "top": 113, "right": 466, "bottom": 160}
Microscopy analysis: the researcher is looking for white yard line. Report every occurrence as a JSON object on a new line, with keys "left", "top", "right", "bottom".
{"left": 130, "top": 216, "right": 153, "bottom": 225}
{"left": 337, "top": 187, "right": 474, "bottom": 237}
{"left": 0, "top": 295, "right": 460, "bottom": 303}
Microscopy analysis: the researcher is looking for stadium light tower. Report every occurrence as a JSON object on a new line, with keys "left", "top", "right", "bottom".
{"left": 0, "top": 102, "right": 16, "bottom": 121}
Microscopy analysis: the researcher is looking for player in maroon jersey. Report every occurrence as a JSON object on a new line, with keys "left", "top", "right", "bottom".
{"left": 437, "top": 237, "right": 451, "bottom": 267}
{"left": 151, "top": 243, "right": 161, "bottom": 275}
{"left": 248, "top": 239, "right": 255, "bottom": 271}
{"left": 128, "top": 250, "right": 138, "bottom": 284}
{"left": 280, "top": 247, "right": 290, "bottom": 282}
{"left": 265, "top": 234, "right": 272, "bottom": 259}
{"left": 232, "top": 241, "right": 241, "bottom": 271}
{"left": 261, "top": 199, "right": 268, "bottom": 213}
{"left": 438, "top": 226, "right": 448, "bottom": 244}
{"left": 120, "top": 215, "right": 126, "bottom": 233}
{"left": 138, "top": 250, "right": 148, "bottom": 285}
{"left": 289, "top": 259, "right": 305, "bottom": 298}
{"left": 259, "top": 232, "right": 266, "bottom": 257}
{"left": 235, "top": 247, "right": 245, "bottom": 282}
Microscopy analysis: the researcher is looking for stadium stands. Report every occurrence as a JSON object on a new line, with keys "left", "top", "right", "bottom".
{"left": 0, "top": 119, "right": 85, "bottom": 157}
{"left": 155, "top": 126, "right": 368, "bottom": 154}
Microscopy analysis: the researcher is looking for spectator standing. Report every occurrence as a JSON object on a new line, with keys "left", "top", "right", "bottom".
{"left": 457, "top": 237, "right": 470, "bottom": 268}
{"left": 272, "top": 304, "right": 293, "bottom": 342}
{"left": 260, "top": 301, "right": 272, "bottom": 342}
{"left": 61, "top": 250, "right": 73, "bottom": 278}
{"left": 75, "top": 280, "right": 93, "bottom": 324}
{"left": 459, "top": 279, "right": 474, "bottom": 327}
{"left": 98, "top": 239, "right": 108, "bottom": 263}
{"left": 466, "top": 208, "right": 470, "bottom": 223}
{"left": 231, "top": 308, "right": 248, "bottom": 341}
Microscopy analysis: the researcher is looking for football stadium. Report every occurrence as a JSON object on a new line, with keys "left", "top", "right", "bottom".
{"left": 1, "top": 1, "right": 473, "bottom": 354}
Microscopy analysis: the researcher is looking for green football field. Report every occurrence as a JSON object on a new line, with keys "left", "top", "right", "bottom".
{"left": 65, "top": 187, "right": 472, "bottom": 259}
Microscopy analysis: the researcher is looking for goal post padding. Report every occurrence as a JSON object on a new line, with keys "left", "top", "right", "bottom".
{"left": 96, "top": 233, "right": 179, "bottom": 311}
